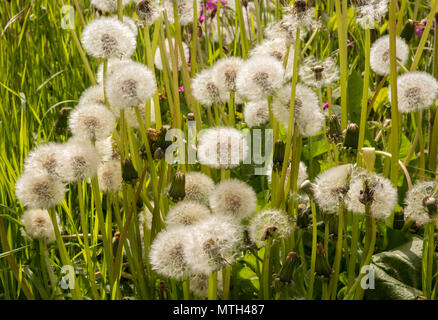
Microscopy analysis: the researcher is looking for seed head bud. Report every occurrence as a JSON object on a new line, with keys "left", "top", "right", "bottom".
{"left": 296, "top": 204, "right": 311, "bottom": 229}
{"left": 343, "top": 123, "right": 359, "bottom": 151}
{"left": 167, "top": 171, "right": 186, "bottom": 202}
{"left": 328, "top": 114, "right": 343, "bottom": 143}
{"left": 147, "top": 128, "right": 159, "bottom": 143}
{"left": 154, "top": 147, "right": 165, "bottom": 160}
{"left": 273, "top": 140, "right": 285, "bottom": 171}
{"left": 300, "top": 180, "right": 314, "bottom": 197}
{"left": 315, "top": 243, "right": 332, "bottom": 278}
{"left": 423, "top": 196, "right": 437, "bottom": 217}
{"left": 279, "top": 251, "right": 298, "bottom": 283}
{"left": 122, "top": 158, "right": 138, "bottom": 184}
{"left": 139, "top": 144, "right": 148, "bottom": 160}
{"left": 187, "top": 113, "right": 195, "bottom": 121}
{"left": 261, "top": 223, "right": 278, "bottom": 241}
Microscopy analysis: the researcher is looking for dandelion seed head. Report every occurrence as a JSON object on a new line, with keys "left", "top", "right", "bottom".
{"left": 244, "top": 100, "right": 270, "bottom": 127}
{"left": 197, "top": 127, "right": 248, "bottom": 169}
{"left": 190, "top": 272, "right": 223, "bottom": 298}
{"left": 98, "top": 159, "right": 122, "bottom": 193}
{"left": 23, "top": 142, "right": 64, "bottom": 178}
{"left": 299, "top": 56, "right": 339, "bottom": 88}
{"left": 166, "top": 200, "right": 211, "bottom": 227}
{"left": 95, "top": 136, "right": 118, "bottom": 162}
{"left": 184, "top": 172, "right": 215, "bottom": 206}
{"left": 370, "top": 35, "right": 409, "bottom": 76}
{"left": 250, "top": 38, "right": 288, "bottom": 62}
{"left": 404, "top": 181, "right": 438, "bottom": 225}
{"left": 20, "top": 209, "right": 56, "bottom": 243}
{"left": 91, "top": 0, "right": 130, "bottom": 13}
{"left": 209, "top": 179, "right": 257, "bottom": 221}
{"left": 249, "top": 209, "right": 291, "bottom": 247}
{"left": 97, "top": 58, "right": 131, "bottom": 84}
{"left": 356, "top": 0, "right": 389, "bottom": 29}
{"left": 213, "top": 56, "right": 243, "bottom": 93}
{"left": 78, "top": 85, "right": 106, "bottom": 106}
{"left": 192, "top": 68, "right": 230, "bottom": 107}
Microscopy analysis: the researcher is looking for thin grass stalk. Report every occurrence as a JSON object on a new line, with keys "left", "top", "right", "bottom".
{"left": 425, "top": 223, "right": 435, "bottom": 299}
{"left": 335, "top": 0, "right": 348, "bottom": 130}
{"left": 328, "top": 205, "right": 344, "bottom": 299}
{"left": 306, "top": 198, "right": 318, "bottom": 299}
{"left": 70, "top": 28, "right": 96, "bottom": 85}
{"left": 347, "top": 213, "right": 359, "bottom": 289}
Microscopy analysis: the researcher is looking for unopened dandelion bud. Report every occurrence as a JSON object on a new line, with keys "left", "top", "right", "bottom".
{"left": 273, "top": 140, "right": 285, "bottom": 171}
{"left": 343, "top": 123, "right": 359, "bottom": 151}
{"left": 362, "top": 147, "right": 376, "bottom": 173}
{"left": 54, "top": 107, "right": 70, "bottom": 135}
{"left": 279, "top": 251, "right": 298, "bottom": 283}
{"left": 424, "top": 196, "right": 438, "bottom": 217}
{"left": 112, "top": 231, "right": 120, "bottom": 256}
{"left": 187, "top": 113, "right": 195, "bottom": 121}
{"left": 122, "top": 158, "right": 138, "bottom": 184}
{"left": 261, "top": 223, "right": 278, "bottom": 241}
{"left": 300, "top": 180, "right": 314, "bottom": 198}
{"left": 315, "top": 243, "right": 332, "bottom": 278}
{"left": 157, "top": 125, "right": 172, "bottom": 150}
{"left": 153, "top": 147, "right": 165, "bottom": 160}
{"left": 328, "top": 114, "right": 343, "bottom": 143}
{"left": 296, "top": 204, "right": 311, "bottom": 229}
{"left": 167, "top": 171, "right": 186, "bottom": 202}
{"left": 400, "top": 19, "right": 416, "bottom": 42}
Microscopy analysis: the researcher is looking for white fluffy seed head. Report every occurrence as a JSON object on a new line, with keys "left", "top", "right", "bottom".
{"left": 282, "top": 2, "right": 316, "bottom": 31}
{"left": 98, "top": 159, "right": 122, "bottom": 193}
{"left": 149, "top": 227, "right": 193, "bottom": 280}
{"left": 78, "top": 85, "right": 106, "bottom": 106}
{"left": 389, "top": 71, "right": 438, "bottom": 113}
{"left": 165, "top": 200, "right": 211, "bottom": 227}
{"left": 57, "top": 138, "right": 100, "bottom": 183}
{"left": 345, "top": 170, "right": 398, "bottom": 219}
{"left": 123, "top": 100, "right": 156, "bottom": 129}
{"left": 272, "top": 83, "right": 324, "bottom": 137}
{"left": 370, "top": 35, "right": 409, "bottom": 76}
{"left": 248, "top": 209, "right": 291, "bottom": 247}
{"left": 356, "top": 0, "right": 389, "bottom": 29}
{"left": 154, "top": 38, "right": 190, "bottom": 71}
{"left": 15, "top": 173, "right": 65, "bottom": 209}
{"left": 209, "top": 179, "right": 257, "bottom": 221}
{"left": 69, "top": 103, "right": 116, "bottom": 142}
{"left": 185, "top": 215, "right": 242, "bottom": 274}
{"left": 190, "top": 272, "right": 223, "bottom": 298}
{"left": 91, "top": 0, "right": 130, "bottom": 12}
{"left": 404, "top": 181, "right": 438, "bottom": 225}
{"left": 81, "top": 17, "right": 136, "bottom": 59}
{"left": 244, "top": 100, "right": 270, "bottom": 127}
{"left": 95, "top": 136, "right": 118, "bottom": 162}
{"left": 184, "top": 172, "right": 215, "bottom": 206}
{"left": 236, "top": 56, "right": 285, "bottom": 101}
{"left": 299, "top": 56, "right": 339, "bottom": 88}
{"left": 106, "top": 61, "right": 157, "bottom": 110}
{"left": 313, "top": 164, "right": 354, "bottom": 214}
{"left": 20, "top": 209, "right": 56, "bottom": 243}
{"left": 164, "top": 0, "right": 200, "bottom": 26}
{"left": 197, "top": 127, "right": 248, "bottom": 169}
{"left": 23, "top": 142, "right": 64, "bottom": 178}
{"left": 135, "top": 0, "right": 162, "bottom": 26}
{"left": 249, "top": 38, "right": 288, "bottom": 62}
{"left": 192, "top": 68, "right": 230, "bottom": 107}
{"left": 97, "top": 58, "right": 132, "bottom": 84}
{"left": 212, "top": 56, "right": 244, "bottom": 93}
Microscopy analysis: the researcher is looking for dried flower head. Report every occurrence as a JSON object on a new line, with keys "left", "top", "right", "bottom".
{"left": 135, "top": 0, "right": 162, "bottom": 26}
{"left": 23, "top": 142, "right": 64, "bottom": 178}
{"left": 91, "top": 0, "right": 130, "bottom": 13}
{"left": 272, "top": 83, "right": 324, "bottom": 137}
{"left": 248, "top": 209, "right": 291, "bottom": 247}
{"left": 209, "top": 179, "right": 257, "bottom": 221}
{"left": 356, "top": 0, "right": 389, "bottom": 29}
{"left": 165, "top": 200, "right": 211, "bottom": 227}
{"left": 236, "top": 55, "right": 285, "bottom": 101}
{"left": 389, "top": 71, "right": 438, "bottom": 113}
{"left": 212, "top": 56, "right": 243, "bottom": 93}
{"left": 20, "top": 209, "right": 56, "bottom": 243}
{"left": 106, "top": 61, "right": 157, "bottom": 110}
{"left": 192, "top": 68, "right": 230, "bottom": 107}
{"left": 78, "top": 84, "right": 106, "bottom": 106}
{"left": 197, "top": 127, "right": 248, "bottom": 169}
{"left": 184, "top": 172, "right": 215, "bottom": 206}
{"left": 370, "top": 35, "right": 409, "bottom": 76}
{"left": 97, "top": 58, "right": 131, "bottom": 84}
{"left": 244, "top": 100, "right": 270, "bottom": 127}
{"left": 95, "top": 136, "right": 119, "bottom": 162}
{"left": 404, "top": 181, "right": 438, "bottom": 225}
{"left": 282, "top": 0, "right": 315, "bottom": 32}
{"left": 98, "top": 159, "right": 122, "bottom": 193}
{"left": 249, "top": 38, "right": 288, "bottom": 62}
{"left": 299, "top": 56, "right": 339, "bottom": 88}
{"left": 81, "top": 17, "right": 136, "bottom": 59}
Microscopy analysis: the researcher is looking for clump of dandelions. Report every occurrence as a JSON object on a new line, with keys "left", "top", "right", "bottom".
{"left": 192, "top": 68, "right": 230, "bottom": 107}
{"left": 389, "top": 71, "right": 438, "bottom": 113}
{"left": 68, "top": 103, "right": 116, "bottom": 142}
{"left": 212, "top": 56, "right": 243, "bottom": 94}
{"left": 149, "top": 227, "right": 193, "bottom": 280}
{"left": 345, "top": 170, "right": 397, "bottom": 220}
{"left": 370, "top": 35, "right": 409, "bottom": 76}
{"left": 404, "top": 181, "right": 438, "bottom": 225}
{"left": 20, "top": 209, "right": 56, "bottom": 243}
{"left": 57, "top": 139, "right": 100, "bottom": 183}
{"left": 236, "top": 55, "right": 285, "bottom": 101}
{"left": 244, "top": 100, "right": 270, "bottom": 127}
{"left": 272, "top": 83, "right": 324, "bottom": 137}
{"left": 154, "top": 38, "right": 190, "bottom": 71}
{"left": 197, "top": 127, "right": 248, "bottom": 169}
{"left": 184, "top": 172, "right": 215, "bottom": 206}
{"left": 23, "top": 142, "right": 64, "bottom": 178}
{"left": 15, "top": 172, "right": 65, "bottom": 209}
{"left": 312, "top": 164, "right": 354, "bottom": 214}
{"left": 98, "top": 159, "right": 122, "bottom": 193}
{"left": 299, "top": 56, "right": 339, "bottom": 89}
{"left": 165, "top": 200, "right": 211, "bottom": 227}
{"left": 106, "top": 61, "right": 157, "bottom": 110}
{"left": 356, "top": 0, "right": 389, "bottom": 29}
{"left": 190, "top": 272, "right": 223, "bottom": 298}
{"left": 209, "top": 179, "right": 257, "bottom": 221}
{"left": 91, "top": 0, "right": 130, "bottom": 13}
{"left": 186, "top": 215, "right": 242, "bottom": 274}
{"left": 248, "top": 209, "right": 291, "bottom": 247}
{"left": 81, "top": 17, "right": 136, "bottom": 59}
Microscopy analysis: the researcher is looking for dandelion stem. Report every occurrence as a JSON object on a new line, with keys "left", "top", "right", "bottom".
{"left": 335, "top": 0, "right": 348, "bottom": 130}
{"left": 306, "top": 198, "right": 318, "bottom": 300}
{"left": 208, "top": 271, "right": 218, "bottom": 300}
{"left": 328, "top": 205, "right": 344, "bottom": 299}
{"left": 262, "top": 237, "right": 273, "bottom": 299}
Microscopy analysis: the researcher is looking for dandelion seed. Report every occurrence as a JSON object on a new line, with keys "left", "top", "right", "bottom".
{"left": 313, "top": 164, "right": 354, "bottom": 214}
{"left": 212, "top": 56, "right": 243, "bottom": 93}
{"left": 91, "top": 0, "right": 130, "bottom": 13}
{"left": 243, "top": 100, "right": 270, "bottom": 127}
{"left": 106, "top": 61, "right": 157, "bottom": 110}
{"left": 15, "top": 172, "right": 65, "bottom": 209}
{"left": 356, "top": 0, "right": 389, "bottom": 29}
{"left": 97, "top": 58, "right": 131, "bottom": 85}
{"left": 272, "top": 83, "right": 324, "bottom": 137}
{"left": 149, "top": 227, "right": 193, "bottom": 280}
{"left": 389, "top": 71, "right": 438, "bottom": 113}
{"left": 197, "top": 127, "right": 248, "bottom": 169}
{"left": 78, "top": 85, "right": 106, "bottom": 106}
{"left": 98, "top": 159, "right": 122, "bottom": 193}
{"left": 404, "top": 181, "right": 438, "bottom": 225}
{"left": 69, "top": 103, "right": 116, "bottom": 142}
{"left": 166, "top": 200, "right": 211, "bottom": 227}
{"left": 185, "top": 172, "right": 215, "bottom": 206}
{"left": 209, "top": 179, "right": 257, "bottom": 221}
{"left": 282, "top": 0, "right": 316, "bottom": 32}
{"left": 190, "top": 272, "right": 224, "bottom": 298}
{"left": 95, "top": 136, "right": 118, "bottom": 162}
{"left": 192, "top": 68, "right": 230, "bottom": 107}
{"left": 154, "top": 38, "right": 190, "bottom": 71}
{"left": 236, "top": 56, "right": 285, "bottom": 101}
{"left": 20, "top": 209, "right": 56, "bottom": 243}
{"left": 299, "top": 56, "right": 339, "bottom": 88}
{"left": 81, "top": 17, "right": 136, "bottom": 59}
{"left": 249, "top": 38, "right": 288, "bottom": 62}
{"left": 370, "top": 35, "right": 409, "bottom": 76}
{"left": 23, "top": 143, "right": 64, "bottom": 178}
{"left": 248, "top": 209, "right": 291, "bottom": 247}
{"left": 345, "top": 170, "right": 397, "bottom": 220}
{"left": 186, "top": 215, "right": 242, "bottom": 274}
{"left": 135, "top": 0, "right": 162, "bottom": 26}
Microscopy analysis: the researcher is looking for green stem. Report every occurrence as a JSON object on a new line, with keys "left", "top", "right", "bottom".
{"left": 306, "top": 199, "right": 318, "bottom": 300}
{"left": 262, "top": 237, "right": 273, "bottom": 299}
{"left": 425, "top": 223, "right": 435, "bottom": 299}
{"left": 335, "top": 0, "right": 348, "bottom": 130}
{"left": 328, "top": 205, "right": 344, "bottom": 299}
{"left": 208, "top": 272, "right": 218, "bottom": 300}
{"left": 347, "top": 213, "right": 359, "bottom": 289}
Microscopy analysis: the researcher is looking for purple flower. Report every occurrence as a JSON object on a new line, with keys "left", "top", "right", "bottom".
{"left": 206, "top": 0, "right": 227, "bottom": 10}
{"left": 178, "top": 86, "right": 184, "bottom": 92}
{"left": 323, "top": 103, "right": 329, "bottom": 110}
